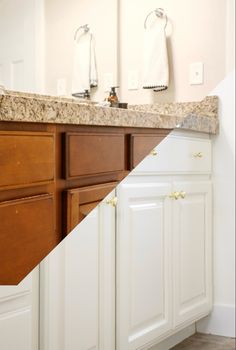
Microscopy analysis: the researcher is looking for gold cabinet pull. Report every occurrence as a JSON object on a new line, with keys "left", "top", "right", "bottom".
{"left": 150, "top": 149, "right": 158, "bottom": 156}
{"left": 169, "top": 191, "right": 186, "bottom": 200}
{"left": 106, "top": 196, "right": 118, "bottom": 207}
{"left": 169, "top": 192, "right": 180, "bottom": 200}
{"left": 193, "top": 152, "right": 203, "bottom": 158}
{"left": 179, "top": 191, "right": 186, "bottom": 199}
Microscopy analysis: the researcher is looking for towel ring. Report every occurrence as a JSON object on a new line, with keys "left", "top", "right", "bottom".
{"left": 74, "top": 24, "right": 90, "bottom": 40}
{"left": 144, "top": 8, "right": 168, "bottom": 30}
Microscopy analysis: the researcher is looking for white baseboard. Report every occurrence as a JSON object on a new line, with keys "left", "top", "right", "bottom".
{"left": 149, "top": 324, "right": 196, "bottom": 350}
{"left": 197, "top": 304, "right": 235, "bottom": 338}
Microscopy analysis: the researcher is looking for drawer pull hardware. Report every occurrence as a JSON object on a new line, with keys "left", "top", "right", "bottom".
{"left": 150, "top": 149, "right": 158, "bottom": 156}
{"left": 179, "top": 191, "right": 186, "bottom": 199}
{"left": 169, "top": 191, "right": 186, "bottom": 200}
{"left": 169, "top": 192, "right": 180, "bottom": 200}
{"left": 106, "top": 196, "right": 118, "bottom": 207}
{"left": 193, "top": 152, "right": 203, "bottom": 158}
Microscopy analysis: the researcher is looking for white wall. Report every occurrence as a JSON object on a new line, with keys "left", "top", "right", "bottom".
{"left": 44, "top": 0, "right": 233, "bottom": 105}
{"left": 119, "top": 0, "right": 229, "bottom": 104}
{"left": 44, "top": 0, "right": 118, "bottom": 101}
{"left": 197, "top": 0, "right": 235, "bottom": 337}
{"left": 197, "top": 70, "right": 235, "bottom": 338}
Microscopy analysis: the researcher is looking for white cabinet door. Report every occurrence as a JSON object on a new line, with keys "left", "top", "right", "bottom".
{"left": 0, "top": 268, "right": 39, "bottom": 350}
{"left": 172, "top": 181, "right": 212, "bottom": 327}
{"left": 116, "top": 181, "right": 172, "bottom": 350}
{"left": 40, "top": 193, "right": 116, "bottom": 350}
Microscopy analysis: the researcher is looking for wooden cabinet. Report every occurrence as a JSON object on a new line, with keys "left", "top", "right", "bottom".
{"left": 66, "top": 182, "right": 118, "bottom": 233}
{"left": 0, "top": 194, "right": 55, "bottom": 285}
{"left": 130, "top": 131, "right": 169, "bottom": 169}
{"left": 41, "top": 131, "right": 213, "bottom": 350}
{"left": 0, "top": 120, "right": 169, "bottom": 285}
{"left": 0, "top": 131, "right": 55, "bottom": 189}
{"left": 65, "top": 133, "right": 125, "bottom": 179}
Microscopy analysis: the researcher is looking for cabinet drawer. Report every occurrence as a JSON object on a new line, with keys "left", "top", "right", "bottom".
{"left": 66, "top": 182, "right": 118, "bottom": 233}
{"left": 130, "top": 133, "right": 169, "bottom": 169}
{"left": 0, "top": 131, "right": 55, "bottom": 190}
{"left": 65, "top": 133, "right": 125, "bottom": 179}
{"left": 0, "top": 194, "right": 55, "bottom": 285}
{"left": 133, "top": 135, "right": 212, "bottom": 174}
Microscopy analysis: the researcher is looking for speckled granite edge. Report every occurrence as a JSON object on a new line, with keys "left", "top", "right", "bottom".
{"left": 0, "top": 91, "right": 219, "bottom": 134}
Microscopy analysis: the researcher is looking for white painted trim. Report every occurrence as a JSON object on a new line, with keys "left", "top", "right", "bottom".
{"left": 149, "top": 324, "right": 195, "bottom": 350}
{"left": 196, "top": 304, "right": 236, "bottom": 338}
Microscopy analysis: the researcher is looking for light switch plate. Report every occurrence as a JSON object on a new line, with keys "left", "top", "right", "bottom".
{"left": 128, "top": 70, "right": 139, "bottom": 90}
{"left": 189, "top": 62, "right": 204, "bottom": 85}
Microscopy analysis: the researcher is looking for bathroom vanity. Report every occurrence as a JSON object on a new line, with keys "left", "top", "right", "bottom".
{"left": 0, "top": 92, "right": 218, "bottom": 285}
{"left": 0, "top": 91, "right": 218, "bottom": 350}
{"left": 41, "top": 129, "right": 213, "bottom": 350}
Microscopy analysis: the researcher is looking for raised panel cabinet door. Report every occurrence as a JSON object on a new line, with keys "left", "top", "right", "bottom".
{"left": 0, "top": 194, "right": 55, "bottom": 285}
{"left": 0, "top": 268, "right": 39, "bottom": 350}
{"left": 172, "top": 181, "right": 212, "bottom": 327}
{"left": 66, "top": 182, "right": 118, "bottom": 233}
{"left": 116, "top": 181, "right": 172, "bottom": 350}
{"left": 40, "top": 192, "right": 116, "bottom": 350}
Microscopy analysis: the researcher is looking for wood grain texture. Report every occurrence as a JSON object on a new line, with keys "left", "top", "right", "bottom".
{"left": 0, "top": 194, "right": 55, "bottom": 285}
{"left": 130, "top": 131, "right": 170, "bottom": 168}
{"left": 171, "top": 333, "right": 236, "bottom": 350}
{"left": 66, "top": 182, "right": 118, "bottom": 233}
{"left": 0, "top": 120, "right": 172, "bottom": 284}
{"left": 65, "top": 133, "right": 125, "bottom": 179}
{"left": 0, "top": 131, "right": 55, "bottom": 190}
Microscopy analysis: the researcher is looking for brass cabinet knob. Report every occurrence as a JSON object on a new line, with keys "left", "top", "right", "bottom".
{"left": 150, "top": 149, "right": 158, "bottom": 156}
{"left": 193, "top": 152, "right": 203, "bottom": 158}
{"left": 169, "top": 192, "right": 180, "bottom": 200}
{"left": 169, "top": 191, "right": 186, "bottom": 200}
{"left": 106, "top": 196, "right": 118, "bottom": 207}
{"left": 179, "top": 191, "right": 186, "bottom": 199}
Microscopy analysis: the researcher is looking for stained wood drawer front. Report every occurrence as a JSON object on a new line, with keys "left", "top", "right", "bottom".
{"left": 65, "top": 133, "right": 125, "bottom": 179}
{"left": 0, "top": 132, "right": 55, "bottom": 190}
{"left": 0, "top": 194, "right": 55, "bottom": 285}
{"left": 133, "top": 135, "right": 212, "bottom": 174}
{"left": 66, "top": 182, "right": 118, "bottom": 233}
{"left": 130, "top": 132, "right": 170, "bottom": 169}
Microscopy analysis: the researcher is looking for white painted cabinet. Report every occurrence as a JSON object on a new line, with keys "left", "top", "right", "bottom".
{"left": 40, "top": 192, "right": 116, "bottom": 350}
{"left": 0, "top": 269, "right": 39, "bottom": 350}
{"left": 116, "top": 182, "right": 172, "bottom": 350}
{"left": 116, "top": 132, "right": 213, "bottom": 349}
{"left": 172, "top": 181, "right": 212, "bottom": 327}
{"left": 40, "top": 131, "right": 213, "bottom": 350}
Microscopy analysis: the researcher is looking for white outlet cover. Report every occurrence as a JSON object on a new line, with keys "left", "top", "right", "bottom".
{"left": 189, "top": 62, "right": 204, "bottom": 85}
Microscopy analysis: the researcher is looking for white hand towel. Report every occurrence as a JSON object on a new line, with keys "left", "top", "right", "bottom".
{"left": 72, "top": 32, "right": 98, "bottom": 95}
{"left": 142, "top": 23, "right": 169, "bottom": 91}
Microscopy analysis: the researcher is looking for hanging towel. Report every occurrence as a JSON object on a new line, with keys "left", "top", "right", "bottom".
{"left": 142, "top": 22, "right": 169, "bottom": 91}
{"left": 72, "top": 32, "right": 98, "bottom": 96}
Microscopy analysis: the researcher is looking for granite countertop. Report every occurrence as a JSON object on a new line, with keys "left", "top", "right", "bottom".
{"left": 0, "top": 91, "right": 219, "bottom": 134}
